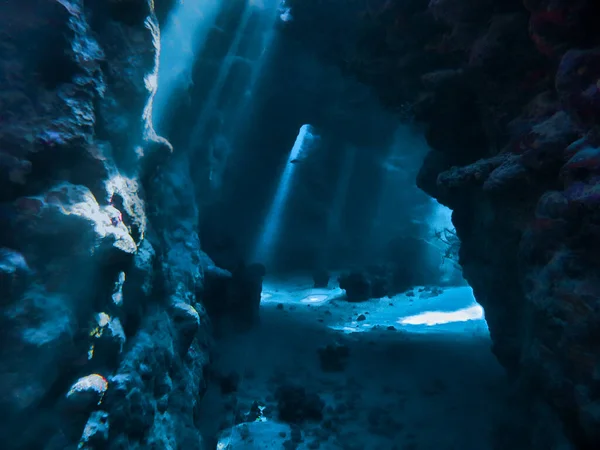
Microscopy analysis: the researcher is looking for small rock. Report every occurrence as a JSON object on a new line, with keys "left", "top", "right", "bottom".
{"left": 419, "top": 287, "right": 444, "bottom": 299}
{"left": 79, "top": 411, "right": 109, "bottom": 449}
{"left": 357, "top": 314, "right": 366, "bottom": 321}
{"left": 66, "top": 374, "right": 108, "bottom": 411}
{"left": 0, "top": 248, "right": 30, "bottom": 274}
{"left": 89, "top": 312, "right": 126, "bottom": 363}
{"left": 170, "top": 302, "right": 200, "bottom": 350}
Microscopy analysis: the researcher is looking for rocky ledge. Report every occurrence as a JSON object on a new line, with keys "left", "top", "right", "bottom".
{"left": 283, "top": 0, "right": 600, "bottom": 447}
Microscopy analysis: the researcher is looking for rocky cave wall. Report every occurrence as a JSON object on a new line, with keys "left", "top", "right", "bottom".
{"left": 283, "top": 0, "right": 600, "bottom": 447}
{"left": 0, "top": 0, "right": 212, "bottom": 448}
{"left": 4, "top": 0, "right": 600, "bottom": 448}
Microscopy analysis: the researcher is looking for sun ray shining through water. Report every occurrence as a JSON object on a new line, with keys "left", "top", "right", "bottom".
{"left": 252, "top": 124, "right": 317, "bottom": 266}
{"left": 153, "top": 0, "right": 221, "bottom": 129}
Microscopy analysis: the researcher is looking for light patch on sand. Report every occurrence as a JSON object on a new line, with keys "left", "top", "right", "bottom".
{"left": 399, "top": 304, "right": 484, "bottom": 326}
{"left": 300, "top": 294, "right": 329, "bottom": 304}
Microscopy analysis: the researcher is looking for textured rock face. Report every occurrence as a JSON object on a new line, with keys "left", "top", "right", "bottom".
{"left": 0, "top": 0, "right": 209, "bottom": 448}
{"left": 283, "top": 0, "right": 600, "bottom": 447}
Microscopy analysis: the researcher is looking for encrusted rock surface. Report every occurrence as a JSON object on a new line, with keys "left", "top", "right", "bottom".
{"left": 0, "top": 0, "right": 210, "bottom": 448}
{"left": 283, "top": 0, "right": 600, "bottom": 447}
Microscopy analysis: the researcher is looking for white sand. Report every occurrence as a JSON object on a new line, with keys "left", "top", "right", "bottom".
{"left": 201, "top": 275, "right": 508, "bottom": 450}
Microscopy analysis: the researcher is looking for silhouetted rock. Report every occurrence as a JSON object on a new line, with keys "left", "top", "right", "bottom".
{"left": 229, "top": 262, "right": 266, "bottom": 332}
{"left": 201, "top": 256, "right": 233, "bottom": 324}
{"left": 312, "top": 269, "right": 330, "bottom": 288}
{"left": 275, "top": 385, "right": 325, "bottom": 423}
{"left": 338, "top": 267, "right": 392, "bottom": 301}
{"left": 338, "top": 271, "right": 372, "bottom": 302}
{"left": 201, "top": 256, "right": 266, "bottom": 334}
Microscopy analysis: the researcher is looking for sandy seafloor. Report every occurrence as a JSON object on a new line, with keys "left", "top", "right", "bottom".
{"left": 198, "top": 275, "right": 508, "bottom": 450}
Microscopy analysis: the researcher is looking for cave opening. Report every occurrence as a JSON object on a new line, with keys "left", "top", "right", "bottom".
{"left": 153, "top": 1, "right": 514, "bottom": 449}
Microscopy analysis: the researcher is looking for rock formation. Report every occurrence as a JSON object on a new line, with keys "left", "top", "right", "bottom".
{"left": 0, "top": 0, "right": 210, "bottom": 448}
{"left": 5, "top": 0, "right": 600, "bottom": 448}
{"left": 283, "top": 0, "right": 600, "bottom": 447}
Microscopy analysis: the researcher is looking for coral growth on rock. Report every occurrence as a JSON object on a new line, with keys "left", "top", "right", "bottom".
{"left": 0, "top": 0, "right": 210, "bottom": 448}
{"left": 283, "top": 0, "right": 600, "bottom": 447}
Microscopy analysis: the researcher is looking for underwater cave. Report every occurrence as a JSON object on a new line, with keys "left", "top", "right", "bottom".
{"left": 1, "top": 0, "right": 600, "bottom": 449}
